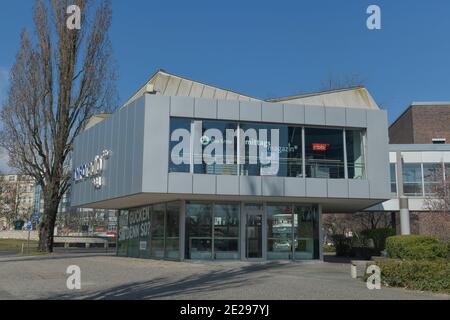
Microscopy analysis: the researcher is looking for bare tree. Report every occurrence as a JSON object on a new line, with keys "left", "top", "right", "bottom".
{"left": 0, "top": 0, "right": 117, "bottom": 252}
{"left": 321, "top": 70, "right": 367, "bottom": 91}
{"left": 352, "top": 211, "right": 393, "bottom": 230}
{"left": 424, "top": 167, "right": 450, "bottom": 213}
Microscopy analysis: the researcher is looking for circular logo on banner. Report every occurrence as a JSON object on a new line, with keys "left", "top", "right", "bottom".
{"left": 200, "top": 135, "right": 211, "bottom": 145}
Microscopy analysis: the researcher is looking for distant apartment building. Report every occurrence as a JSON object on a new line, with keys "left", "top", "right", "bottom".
{"left": 0, "top": 174, "right": 36, "bottom": 230}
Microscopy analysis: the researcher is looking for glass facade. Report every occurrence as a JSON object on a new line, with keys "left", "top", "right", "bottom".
{"left": 119, "top": 201, "right": 320, "bottom": 262}
{"left": 169, "top": 118, "right": 365, "bottom": 180}
{"left": 117, "top": 202, "right": 181, "bottom": 260}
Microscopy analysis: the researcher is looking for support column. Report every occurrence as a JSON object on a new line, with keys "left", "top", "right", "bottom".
{"left": 396, "top": 151, "right": 410, "bottom": 235}
{"left": 399, "top": 197, "right": 411, "bottom": 235}
{"left": 318, "top": 204, "right": 324, "bottom": 261}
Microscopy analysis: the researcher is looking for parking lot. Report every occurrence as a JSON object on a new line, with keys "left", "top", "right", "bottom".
{"left": 0, "top": 253, "right": 448, "bottom": 300}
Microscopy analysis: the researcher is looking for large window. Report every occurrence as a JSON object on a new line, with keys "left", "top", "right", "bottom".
{"left": 194, "top": 120, "right": 239, "bottom": 175}
{"left": 186, "top": 202, "right": 240, "bottom": 260}
{"left": 169, "top": 118, "right": 365, "bottom": 180}
{"left": 266, "top": 204, "right": 319, "bottom": 260}
{"left": 169, "top": 118, "right": 192, "bottom": 173}
{"left": 423, "top": 163, "right": 443, "bottom": 196}
{"left": 186, "top": 203, "right": 213, "bottom": 259}
{"left": 267, "top": 205, "right": 293, "bottom": 260}
{"left": 214, "top": 204, "right": 240, "bottom": 259}
{"left": 293, "top": 206, "right": 319, "bottom": 260}
{"left": 403, "top": 163, "right": 423, "bottom": 196}
{"left": 305, "top": 128, "right": 345, "bottom": 179}
{"left": 346, "top": 130, "right": 366, "bottom": 179}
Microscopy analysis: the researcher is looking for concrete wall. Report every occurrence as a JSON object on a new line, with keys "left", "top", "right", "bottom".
{"left": 72, "top": 95, "right": 390, "bottom": 208}
{"left": 0, "top": 231, "right": 39, "bottom": 241}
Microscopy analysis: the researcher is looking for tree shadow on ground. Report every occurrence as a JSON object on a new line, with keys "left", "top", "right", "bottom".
{"left": 51, "top": 262, "right": 288, "bottom": 300}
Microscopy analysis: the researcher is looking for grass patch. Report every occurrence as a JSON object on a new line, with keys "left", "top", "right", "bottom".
{"left": 0, "top": 239, "right": 39, "bottom": 252}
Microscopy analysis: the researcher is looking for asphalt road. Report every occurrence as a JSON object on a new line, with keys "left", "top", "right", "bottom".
{"left": 0, "top": 254, "right": 448, "bottom": 300}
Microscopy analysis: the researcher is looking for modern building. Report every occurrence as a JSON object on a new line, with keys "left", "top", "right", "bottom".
{"left": 365, "top": 105, "right": 450, "bottom": 240}
{"left": 71, "top": 70, "right": 390, "bottom": 261}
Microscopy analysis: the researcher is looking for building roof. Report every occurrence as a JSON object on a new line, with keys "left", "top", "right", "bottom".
{"left": 123, "top": 69, "right": 380, "bottom": 110}
{"left": 411, "top": 101, "right": 450, "bottom": 106}
{"left": 85, "top": 114, "right": 112, "bottom": 130}
{"left": 124, "top": 69, "right": 261, "bottom": 107}
{"left": 267, "top": 86, "right": 379, "bottom": 109}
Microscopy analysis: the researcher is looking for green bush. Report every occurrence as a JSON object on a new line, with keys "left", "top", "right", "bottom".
{"left": 360, "top": 228, "right": 396, "bottom": 254}
{"left": 386, "top": 235, "right": 448, "bottom": 260}
{"left": 331, "top": 235, "right": 352, "bottom": 257}
{"left": 369, "top": 259, "right": 450, "bottom": 293}
{"left": 323, "top": 244, "right": 335, "bottom": 253}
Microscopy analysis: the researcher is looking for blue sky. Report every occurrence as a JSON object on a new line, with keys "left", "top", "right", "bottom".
{"left": 1, "top": 0, "right": 450, "bottom": 126}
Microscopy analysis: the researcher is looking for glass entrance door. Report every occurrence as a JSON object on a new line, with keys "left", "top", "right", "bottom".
{"left": 245, "top": 204, "right": 263, "bottom": 259}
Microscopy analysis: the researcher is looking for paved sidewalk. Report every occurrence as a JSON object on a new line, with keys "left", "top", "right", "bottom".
{"left": 0, "top": 254, "right": 448, "bottom": 300}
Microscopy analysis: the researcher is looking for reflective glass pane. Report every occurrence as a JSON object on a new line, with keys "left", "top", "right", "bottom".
{"left": 151, "top": 204, "right": 165, "bottom": 258}
{"left": 165, "top": 202, "right": 180, "bottom": 259}
{"left": 239, "top": 123, "right": 289, "bottom": 177}
{"left": 294, "top": 206, "right": 319, "bottom": 260}
{"left": 346, "top": 130, "right": 366, "bottom": 179}
{"left": 193, "top": 120, "right": 239, "bottom": 175}
{"left": 305, "top": 128, "right": 345, "bottom": 179}
{"left": 186, "top": 203, "right": 212, "bottom": 259}
{"left": 169, "top": 118, "right": 192, "bottom": 173}
{"left": 402, "top": 163, "right": 423, "bottom": 196}
{"left": 117, "top": 210, "right": 129, "bottom": 257}
{"left": 267, "top": 205, "right": 293, "bottom": 260}
{"left": 423, "top": 163, "right": 443, "bottom": 195}
{"left": 214, "top": 204, "right": 240, "bottom": 260}
{"left": 390, "top": 163, "right": 397, "bottom": 194}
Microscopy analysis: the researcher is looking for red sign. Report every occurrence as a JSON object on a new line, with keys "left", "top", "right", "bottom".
{"left": 312, "top": 143, "right": 329, "bottom": 151}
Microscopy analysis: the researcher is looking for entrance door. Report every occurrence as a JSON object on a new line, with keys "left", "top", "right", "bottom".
{"left": 245, "top": 204, "right": 263, "bottom": 259}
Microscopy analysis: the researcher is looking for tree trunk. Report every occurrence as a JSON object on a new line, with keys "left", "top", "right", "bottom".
{"left": 38, "top": 191, "right": 60, "bottom": 253}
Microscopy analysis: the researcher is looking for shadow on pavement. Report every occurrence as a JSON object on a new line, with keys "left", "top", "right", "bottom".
{"left": 51, "top": 262, "right": 288, "bottom": 300}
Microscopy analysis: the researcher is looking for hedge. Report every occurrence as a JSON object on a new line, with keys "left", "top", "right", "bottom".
{"left": 360, "top": 228, "right": 395, "bottom": 254}
{"left": 386, "top": 235, "right": 448, "bottom": 260}
{"left": 369, "top": 259, "right": 450, "bottom": 293}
